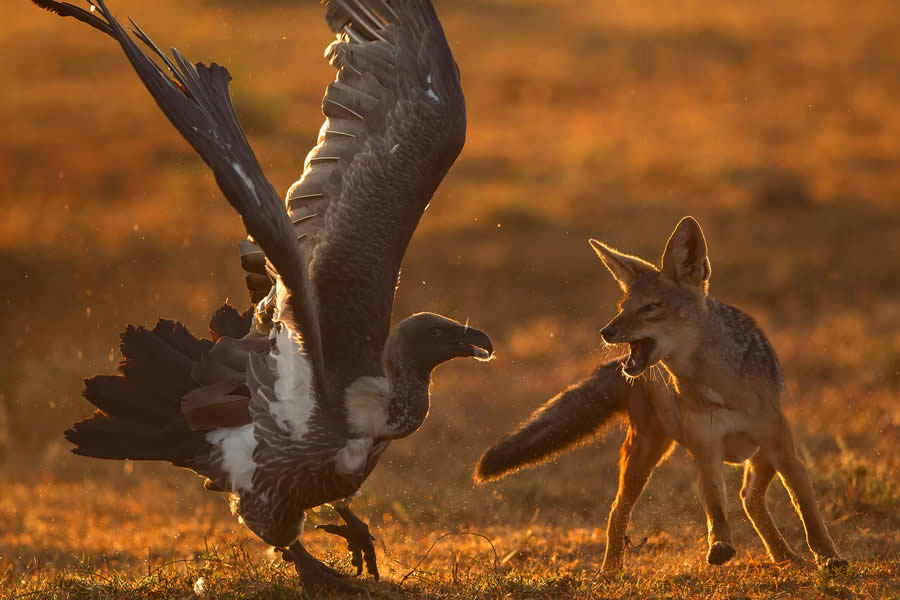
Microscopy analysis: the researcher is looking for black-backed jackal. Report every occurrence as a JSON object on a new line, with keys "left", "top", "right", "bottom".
{"left": 477, "top": 217, "right": 845, "bottom": 571}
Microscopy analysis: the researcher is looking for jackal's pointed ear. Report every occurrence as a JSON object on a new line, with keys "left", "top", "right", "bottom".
{"left": 661, "top": 216, "right": 711, "bottom": 289}
{"left": 589, "top": 238, "right": 656, "bottom": 291}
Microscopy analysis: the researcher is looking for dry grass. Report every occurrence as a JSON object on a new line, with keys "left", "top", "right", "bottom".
{"left": 3, "top": 0, "right": 899, "bottom": 598}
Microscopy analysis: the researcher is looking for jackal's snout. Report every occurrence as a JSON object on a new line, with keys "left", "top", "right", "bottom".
{"left": 600, "top": 324, "right": 618, "bottom": 344}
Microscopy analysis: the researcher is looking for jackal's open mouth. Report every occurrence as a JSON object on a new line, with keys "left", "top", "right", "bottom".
{"left": 624, "top": 338, "right": 656, "bottom": 376}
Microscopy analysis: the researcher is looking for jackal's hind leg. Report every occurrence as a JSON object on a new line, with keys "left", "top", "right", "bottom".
{"left": 601, "top": 424, "right": 673, "bottom": 572}
{"left": 740, "top": 453, "right": 799, "bottom": 565}
{"left": 765, "top": 425, "right": 846, "bottom": 569}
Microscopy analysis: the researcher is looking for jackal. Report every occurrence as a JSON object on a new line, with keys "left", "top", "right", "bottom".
{"left": 476, "top": 217, "right": 845, "bottom": 571}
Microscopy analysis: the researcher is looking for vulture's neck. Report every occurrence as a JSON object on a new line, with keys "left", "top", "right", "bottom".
{"left": 383, "top": 364, "right": 432, "bottom": 439}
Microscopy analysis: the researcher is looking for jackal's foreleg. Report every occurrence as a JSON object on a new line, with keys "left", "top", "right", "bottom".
{"left": 601, "top": 424, "right": 672, "bottom": 572}
{"left": 694, "top": 449, "right": 736, "bottom": 565}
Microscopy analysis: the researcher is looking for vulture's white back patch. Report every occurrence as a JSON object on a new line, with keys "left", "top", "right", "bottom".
{"left": 207, "top": 424, "right": 257, "bottom": 492}
{"left": 268, "top": 285, "right": 316, "bottom": 440}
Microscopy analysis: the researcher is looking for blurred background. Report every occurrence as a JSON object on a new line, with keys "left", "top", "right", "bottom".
{"left": 2, "top": 0, "right": 898, "bottom": 583}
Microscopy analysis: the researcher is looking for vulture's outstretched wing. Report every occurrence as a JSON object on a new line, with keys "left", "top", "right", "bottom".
{"left": 32, "top": 0, "right": 328, "bottom": 397}
{"left": 292, "top": 0, "right": 466, "bottom": 397}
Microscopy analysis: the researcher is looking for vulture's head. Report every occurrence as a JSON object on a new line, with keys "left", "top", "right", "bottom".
{"left": 384, "top": 313, "right": 494, "bottom": 376}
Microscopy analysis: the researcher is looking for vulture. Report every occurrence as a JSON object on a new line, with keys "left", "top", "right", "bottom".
{"left": 33, "top": 0, "right": 492, "bottom": 592}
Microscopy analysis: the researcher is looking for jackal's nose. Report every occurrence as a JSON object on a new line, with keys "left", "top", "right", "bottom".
{"left": 600, "top": 325, "right": 617, "bottom": 343}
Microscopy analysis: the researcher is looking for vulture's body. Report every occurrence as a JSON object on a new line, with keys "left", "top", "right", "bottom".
{"left": 34, "top": 0, "right": 492, "bottom": 590}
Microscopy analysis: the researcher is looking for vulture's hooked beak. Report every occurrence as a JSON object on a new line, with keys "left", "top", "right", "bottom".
{"left": 459, "top": 326, "right": 494, "bottom": 361}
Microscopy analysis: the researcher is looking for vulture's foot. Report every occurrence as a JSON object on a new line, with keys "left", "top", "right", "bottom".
{"left": 281, "top": 542, "right": 360, "bottom": 597}
{"left": 317, "top": 506, "right": 379, "bottom": 580}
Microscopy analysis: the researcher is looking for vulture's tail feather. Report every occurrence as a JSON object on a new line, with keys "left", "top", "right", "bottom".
{"left": 209, "top": 303, "right": 253, "bottom": 341}
{"left": 474, "top": 361, "right": 636, "bottom": 483}
{"left": 64, "top": 313, "right": 239, "bottom": 465}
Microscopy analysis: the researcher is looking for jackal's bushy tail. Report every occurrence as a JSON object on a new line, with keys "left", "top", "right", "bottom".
{"left": 474, "top": 361, "right": 631, "bottom": 483}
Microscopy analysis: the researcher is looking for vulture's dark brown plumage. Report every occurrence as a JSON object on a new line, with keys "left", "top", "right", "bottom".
{"left": 33, "top": 0, "right": 492, "bottom": 591}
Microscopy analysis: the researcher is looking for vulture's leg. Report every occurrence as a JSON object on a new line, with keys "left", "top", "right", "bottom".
{"left": 317, "top": 503, "right": 379, "bottom": 580}
{"left": 281, "top": 541, "right": 359, "bottom": 595}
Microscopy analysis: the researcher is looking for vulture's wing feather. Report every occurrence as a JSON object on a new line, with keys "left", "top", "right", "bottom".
{"left": 31, "top": 0, "right": 114, "bottom": 36}
{"left": 34, "top": 0, "right": 329, "bottom": 399}
{"left": 291, "top": 0, "right": 467, "bottom": 397}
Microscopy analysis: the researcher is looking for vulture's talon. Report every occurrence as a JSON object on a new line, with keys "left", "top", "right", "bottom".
{"left": 287, "top": 541, "right": 356, "bottom": 596}
{"left": 298, "top": 563, "right": 357, "bottom": 596}
{"left": 351, "top": 546, "right": 364, "bottom": 577}
{"left": 317, "top": 510, "right": 380, "bottom": 580}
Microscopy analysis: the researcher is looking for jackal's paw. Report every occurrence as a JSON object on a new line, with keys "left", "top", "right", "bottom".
{"left": 707, "top": 542, "right": 736, "bottom": 565}
{"left": 599, "top": 561, "right": 624, "bottom": 574}
{"left": 817, "top": 556, "right": 849, "bottom": 571}
{"left": 771, "top": 551, "right": 802, "bottom": 567}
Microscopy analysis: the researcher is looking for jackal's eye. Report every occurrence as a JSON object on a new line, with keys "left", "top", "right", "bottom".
{"left": 640, "top": 302, "right": 661, "bottom": 313}
{"left": 430, "top": 327, "right": 443, "bottom": 337}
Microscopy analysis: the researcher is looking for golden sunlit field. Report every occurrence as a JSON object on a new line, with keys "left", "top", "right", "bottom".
{"left": 3, "top": 0, "right": 900, "bottom": 598}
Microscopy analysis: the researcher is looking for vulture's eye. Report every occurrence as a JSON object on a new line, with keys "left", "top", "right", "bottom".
{"left": 430, "top": 327, "right": 443, "bottom": 337}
